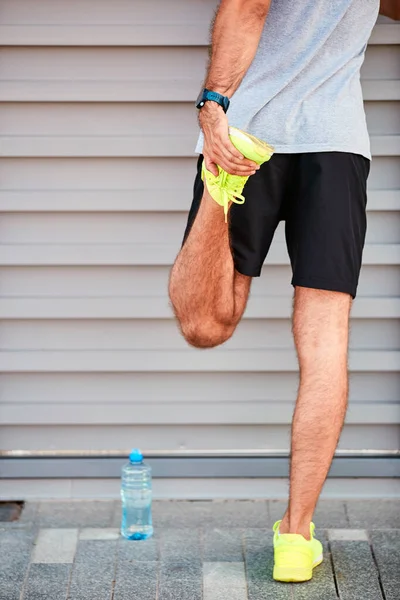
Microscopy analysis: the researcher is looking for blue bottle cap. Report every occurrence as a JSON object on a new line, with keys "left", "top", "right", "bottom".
{"left": 129, "top": 448, "right": 143, "bottom": 463}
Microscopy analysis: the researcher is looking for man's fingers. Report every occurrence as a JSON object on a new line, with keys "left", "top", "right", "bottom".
{"left": 220, "top": 154, "right": 259, "bottom": 173}
{"left": 226, "top": 144, "right": 244, "bottom": 161}
{"left": 213, "top": 152, "right": 258, "bottom": 175}
{"left": 207, "top": 151, "right": 258, "bottom": 175}
{"left": 221, "top": 141, "right": 258, "bottom": 169}
{"left": 203, "top": 132, "right": 260, "bottom": 176}
{"left": 220, "top": 163, "right": 257, "bottom": 176}
{"left": 222, "top": 138, "right": 244, "bottom": 161}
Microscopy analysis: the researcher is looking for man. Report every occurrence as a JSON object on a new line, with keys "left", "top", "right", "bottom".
{"left": 169, "top": 0, "right": 398, "bottom": 583}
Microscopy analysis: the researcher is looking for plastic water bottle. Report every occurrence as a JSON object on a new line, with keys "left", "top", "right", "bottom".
{"left": 121, "top": 448, "right": 153, "bottom": 540}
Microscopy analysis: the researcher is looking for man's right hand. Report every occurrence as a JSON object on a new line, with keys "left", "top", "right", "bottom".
{"left": 199, "top": 102, "right": 260, "bottom": 177}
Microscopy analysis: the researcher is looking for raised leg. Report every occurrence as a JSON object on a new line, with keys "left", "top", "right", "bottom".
{"left": 280, "top": 287, "right": 351, "bottom": 539}
{"left": 169, "top": 187, "right": 251, "bottom": 348}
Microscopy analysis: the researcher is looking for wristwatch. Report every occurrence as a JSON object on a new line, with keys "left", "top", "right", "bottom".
{"left": 195, "top": 88, "right": 230, "bottom": 113}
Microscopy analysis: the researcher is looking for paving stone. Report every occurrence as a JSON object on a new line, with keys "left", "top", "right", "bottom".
{"left": 113, "top": 561, "right": 158, "bottom": 600}
{"left": 23, "top": 564, "right": 70, "bottom": 600}
{"left": 267, "top": 500, "right": 287, "bottom": 527}
{"left": 79, "top": 528, "right": 119, "bottom": 540}
{"left": 203, "top": 528, "right": 244, "bottom": 561}
{"left": 37, "top": 501, "right": 114, "bottom": 528}
{"left": 204, "top": 586, "right": 247, "bottom": 600}
{"left": 118, "top": 535, "right": 159, "bottom": 562}
{"left": 68, "top": 540, "right": 117, "bottom": 600}
{"left": 204, "top": 562, "right": 247, "bottom": 600}
{"left": 160, "top": 561, "right": 202, "bottom": 579}
{"left": 0, "top": 529, "right": 35, "bottom": 600}
{"left": 32, "top": 529, "right": 78, "bottom": 563}
{"left": 369, "top": 530, "right": 400, "bottom": 600}
{"left": 19, "top": 503, "right": 40, "bottom": 526}
{"left": 159, "top": 528, "right": 202, "bottom": 564}
{"left": 330, "top": 540, "right": 383, "bottom": 600}
{"left": 159, "top": 561, "right": 202, "bottom": 593}
{"left": 0, "top": 502, "right": 39, "bottom": 530}
{"left": 112, "top": 501, "right": 123, "bottom": 528}
{"left": 159, "top": 579, "right": 202, "bottom": 600}
{"left": 269, "top": 499, "right": 348, "bottom": 529}
{"left": 314, "top": 500, "right": 349, "bottom": 529}
{"left": 346, "top": 500, "right": 400, "bottom": 529}
{"left": 152, "top": 500, "right": 268, "bottom": 529}
{"left": 292, "top": 539, "right": 337, "bottom": 600}
{"left": 328, "top": 529, "right": 368, "bottom": 541}
{"left": 244, "top": 530, "right": 292, "bottom": 599}
{"left": 3, "top": 500, "right": 400, "bottom": 600}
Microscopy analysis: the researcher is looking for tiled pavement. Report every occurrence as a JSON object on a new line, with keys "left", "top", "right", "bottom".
{"left": 0, "top": 499, "right": 399, "bottom": 600}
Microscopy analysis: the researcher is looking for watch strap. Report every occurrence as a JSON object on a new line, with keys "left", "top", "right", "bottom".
{"left": 196, "top": 88, "right": 230, "bottom": 113}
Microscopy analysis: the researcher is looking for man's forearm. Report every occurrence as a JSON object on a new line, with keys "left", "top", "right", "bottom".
{"left": 380, "top": 0, "right": 400, "bottom": 20}
{"left": 205, "top": 0, "right": 272, "bottom": 98}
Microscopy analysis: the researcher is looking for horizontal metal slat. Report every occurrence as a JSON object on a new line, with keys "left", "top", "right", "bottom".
{"left": 1, "top": 80, "right": 399, "bottom": 102}
{"left": 0, "top": 265, "right": 396, "bottom": 297}
{"left": 0, "top": 296, "right": 399, "bottom": 319}
{"left": 1, "top": 44, "right": 397, "bottom": 81}
{"left": 0, "top": 135, "right": 195, "bottom": 157}
{"left": 1, "top": 455, "right": 399, "bottom": 479}
{"left": 1, "top": 401, "right": 399, "bottom": 425}
{"left": 1, "top": 135, "right": 398, "bottom": 157}
{"left": 370, "top": 135, "right": 400, "bottom": 155}
{"left": 1, "top": 100, "right": 397, "bottom": 139}
{"left": 0, "top": 243, "right": 398, "bottom": 266}
{"left": 362, "top": 80, "right": 400, "bottom": 101}
{"left": 0, "top": 24, "right": 208, "bottom": 46}
{"left": 0, "top": 189, "right": 398, "bottom": 212}
{"left": 1, "top": 212, "right": 397, "bottom": 245}
{"left": 1, "top": 155, "right": 394, "bottom": 198}
{"left": 2, "top": 372, "right": 397, "bottom": 405}
{"left": 0, "top": 349, "right": 398, "bottom": 372}
{"left": 1, "top": 318, "right": 397, "bottom": 351}
{"left": 369, "top": 24, "right": 400, "bottom": 44}
{"left": 1, "top": 422, "right": 397, "bottom": 452}
{"left": 0, "top": 23, "right": 398, "bottom": 46}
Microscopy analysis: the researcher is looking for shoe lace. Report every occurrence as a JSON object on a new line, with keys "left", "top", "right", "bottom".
{"left": 219, "top": 170, "right": 246, "bottom": 222}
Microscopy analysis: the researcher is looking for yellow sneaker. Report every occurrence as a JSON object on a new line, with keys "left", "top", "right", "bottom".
{"left": 201, "top": 126, "right": 274, "bottom": 222}
{"left": 273, "top": 520, "right": 323, "bottom": 583}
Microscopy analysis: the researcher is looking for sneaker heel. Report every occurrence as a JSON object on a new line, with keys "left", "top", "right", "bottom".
{"left": 273, "top": 566, "right": 313, "bottom": 583}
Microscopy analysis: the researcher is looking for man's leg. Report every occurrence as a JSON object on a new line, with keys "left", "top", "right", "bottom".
{"left": 169, "top": 186, "right": 251, "bottom": 348}
{"left": 280, "top": 287, "right": 351, "bottom": 539}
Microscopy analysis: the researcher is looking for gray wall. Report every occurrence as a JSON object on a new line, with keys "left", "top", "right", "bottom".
{"left": 0, "top": 1, "right": 399, "bottom": 496}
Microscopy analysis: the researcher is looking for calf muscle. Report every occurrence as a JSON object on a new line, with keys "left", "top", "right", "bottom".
{"left": 169, "top": 190, "right": 251, "bottom": 348}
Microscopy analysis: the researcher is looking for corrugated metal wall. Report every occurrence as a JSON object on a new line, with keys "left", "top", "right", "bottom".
{"left": 0, "top": 2, "right": 399, "bottom": 467}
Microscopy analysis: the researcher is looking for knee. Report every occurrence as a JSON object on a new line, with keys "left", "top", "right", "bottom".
{"left": 293, "top": 287, "right": 351, "bottom": 366}
{"left": 181, "top": 319, "right": 235, "bottom": 349}
{"left": 169, "top": 271, "right": 237, "bottom": 348}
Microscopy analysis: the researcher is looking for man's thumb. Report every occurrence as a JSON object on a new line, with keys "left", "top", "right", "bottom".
{"left": 204, "top": 157, "right": 219, "bottom": 177}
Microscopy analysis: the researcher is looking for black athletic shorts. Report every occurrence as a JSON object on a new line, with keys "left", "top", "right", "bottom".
{"left": 183, "top": 152, "right": 370, "bottom": 298}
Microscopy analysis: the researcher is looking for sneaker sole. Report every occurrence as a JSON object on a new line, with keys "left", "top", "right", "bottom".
{"left": 228, "top": 126, "right": 274, "bottom": 161}
{"left": 273, "top": 555, "right": 323, "bottom": 583}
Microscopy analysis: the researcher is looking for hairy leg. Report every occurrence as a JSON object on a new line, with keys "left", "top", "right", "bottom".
{"left": 280, "top": 287, "right": 351, "bottom": 539}
{"left": 169, "top": 187, "right": 251, "bottom": 348}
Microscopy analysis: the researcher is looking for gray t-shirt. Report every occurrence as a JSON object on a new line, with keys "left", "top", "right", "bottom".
{"left": 195, "top": 0, "right": 379, "bottom": 160}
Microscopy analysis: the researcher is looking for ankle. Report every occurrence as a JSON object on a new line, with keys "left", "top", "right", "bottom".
{"left": 290, "top": 523, "right": 312, "bottom": 541}
{"left": 279, "top": 516, "right": 313, "bottom": 540}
